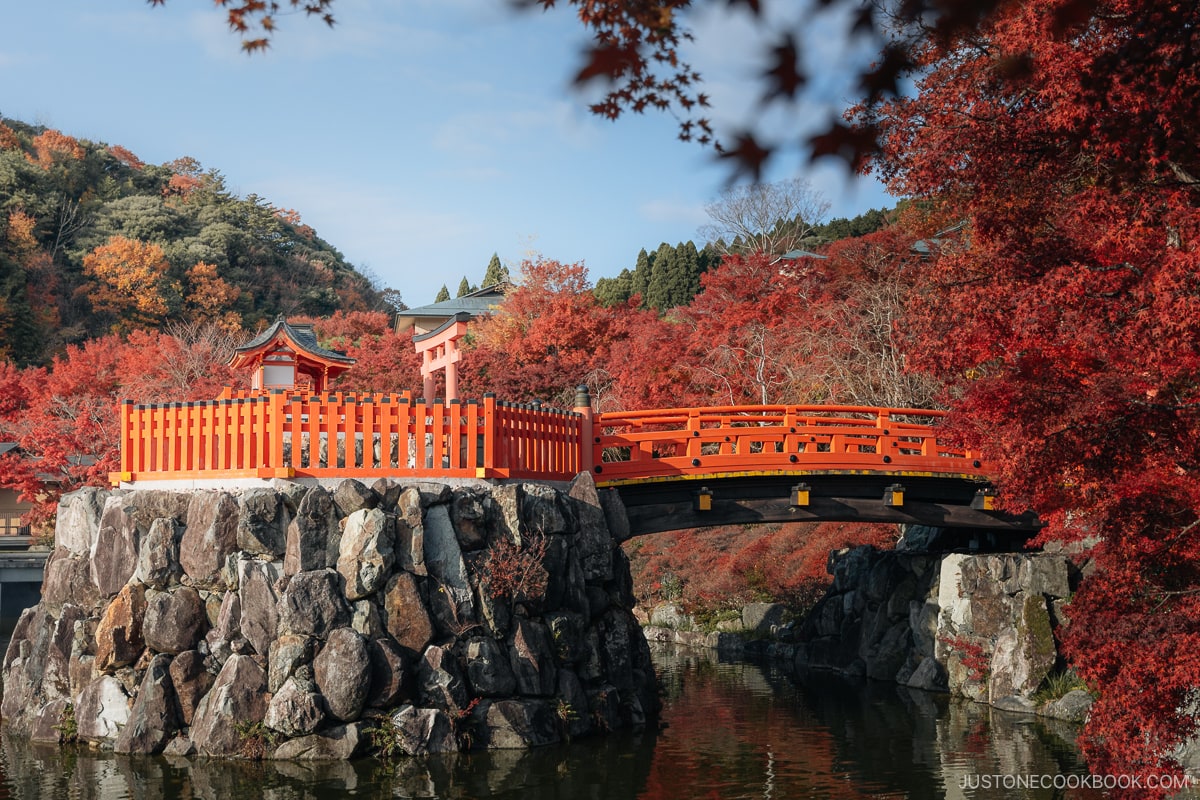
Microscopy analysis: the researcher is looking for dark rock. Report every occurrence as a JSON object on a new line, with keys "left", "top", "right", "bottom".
{"left": 417, "top": 644, "right": 469, "bottom": 712}
{"left": 567, "top": 472, "right": 614, "bottom": 581}
{"left": 278, "top": 569, "right": 350, "bottom": 638}
{"left": 555, "top": 669, "right": 592, "bottom": 739}
{"left": 237, "top": 489, "right": 288, "bottom": 557}
{"left": 168, "top": 650, "right": 213, "bottom": 726}
{"left": 332, "top": 479, "right": 378, "bottom": 517}
{"left": 450, "top": 489, "right": 493, "bottom": 551}
{"left": 143, "top": 587, "right": 207, "bottom": 655}
{"left": 313, "top": 627, "right": 371, "bottom": 722}
{"left": 115, "top": 653, "right": 181, "bottom": 754}
{"left": 466, "top": 635, "right": 517, "bottom": 697}
{"left": 389, "top": 705, "right": 457, "bottom": 755}
{"left": 544, "top": 612, "right": 586, "bottom": 666}
{"left": 284, "top": 487, "right": 338, "bottom": 576}
{"left": 371, "top": 477, "right": 403, "bottom": 511}
{"left": 382, "top": 571, "right": 433, "bottom": 655}
{"left": 180, "top": 492, "right": 240, "bottom": 589}
{"left": 367, "top": 637, "right": 409, "bottom": 708}
{"left": 190, "top": 654, "right": 269, "bottom": 756}
{"left": 508, "top": 618, "right": 557, "bottom": 697}
{"left": 474, "top": 698, "right": 559, "bottom": 749}
{"left": 521, "top": 484, "right": 571, "bottom": 536}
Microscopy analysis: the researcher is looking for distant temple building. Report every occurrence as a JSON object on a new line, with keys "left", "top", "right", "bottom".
{"left": 393, "top": 284, "right": 508, "bottom": 404}
{"left": 227, "top": 318, "right": 355, "bottom": 394}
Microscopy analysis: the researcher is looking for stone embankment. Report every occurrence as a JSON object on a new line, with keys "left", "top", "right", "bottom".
{"left": 1, "top": 474, "right": 656, "bottom": 758}
{"left": 644, "top": 545, "right": 1093, "bottom": 723}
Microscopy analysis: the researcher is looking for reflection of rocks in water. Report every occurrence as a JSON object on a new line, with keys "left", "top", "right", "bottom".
{"left": 933, "top": 700, "right": 1091, "bottom": 800}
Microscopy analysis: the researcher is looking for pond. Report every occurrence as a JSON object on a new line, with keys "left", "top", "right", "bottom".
{"left": 0, "top": 643, "right": 1131, "bottom": 798}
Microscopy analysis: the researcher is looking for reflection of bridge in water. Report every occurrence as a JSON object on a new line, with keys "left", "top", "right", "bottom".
{"left": 112, "top": 392, "right": 1040, "bottom": 540}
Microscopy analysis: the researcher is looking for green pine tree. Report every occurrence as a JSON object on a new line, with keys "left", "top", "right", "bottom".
{"left": 629, "top": 248, "right": 653, "bottom": 309}
{"left": 482, "top": 253, "right": 509, "bottom": 287}
{"left": 456, "top": 276, "right": 472, "bottom": 297}
{"left": 435, "top": 284, "right": 451, "bottom": 303}
{"left": 594, "top": 268, "right": 634, "bottom": 307}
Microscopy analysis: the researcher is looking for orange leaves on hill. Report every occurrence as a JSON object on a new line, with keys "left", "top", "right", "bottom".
{"left": 185, "top": 261, "right": 242, "bottom": 332}
{"left": 27, "top": 129, "right": 85, "bottom": 170}
{"left": 82, "top": 236, "right": 177, "bottom": 329}
{"left": 0, "top": 123, "right": 19, "bottom": 151}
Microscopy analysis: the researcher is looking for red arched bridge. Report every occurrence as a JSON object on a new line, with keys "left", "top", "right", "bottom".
{"left": 111, "top": 390, "right": 1040, "bottom": 537}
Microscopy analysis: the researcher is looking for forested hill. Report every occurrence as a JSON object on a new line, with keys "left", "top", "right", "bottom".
{"left": 0, "top": 117, "right": 383, "bottom": 366}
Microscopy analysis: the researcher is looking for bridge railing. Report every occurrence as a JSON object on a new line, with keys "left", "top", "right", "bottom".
{"left": 112, "top": 391, "right": 584, "bottom": 485}
{"left": 589, "top": 405, "right": 988, "bottom": 482}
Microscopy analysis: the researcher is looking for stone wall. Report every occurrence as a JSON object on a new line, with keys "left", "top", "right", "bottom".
{"left": 796, "top": 546, "right": 1092, "bottom": 720}
{"left": 1, "top": 474, "right": 656, "bottom": 758}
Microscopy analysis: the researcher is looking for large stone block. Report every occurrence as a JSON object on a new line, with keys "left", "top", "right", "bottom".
{"left": 381, "top": 571, "right": 433, "bottom": 656}
{"left": 337, "top": 507, "right": 395, "bottom": 600}
{"left": 278, "top": 569, "right": 350, "bottom": 638}
{"left": 114, "top": 653, "right": 180, "bottom": 754}
{"left": 95, "top": 583, "right": 147, "bottom": 672}
{"left": 238, "top": 558, "right": 283, "bottom": 656}
{"left": 284, "top": 487, "right": 339, "bottom": 576}
{"left": 143, "top": 587, "right": 207, "bottom": 655}
{"left": 313, "top": 627, "right": 371, "bottom": 722}
{"left": 55, "top": 486, "right": 109, "bottom": 557}
{"left": 237, "top": 489, "right": 288, "bottom": 557}
{"left": 190, "top": 654, "right": 269, "bottom": 756}
{"left": 180, "top": 492, "right": 240, "bottom": 589}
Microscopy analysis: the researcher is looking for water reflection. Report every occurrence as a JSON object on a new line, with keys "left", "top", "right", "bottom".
{"left": 0, "top": 643, "right": 1129, "bottom": 799}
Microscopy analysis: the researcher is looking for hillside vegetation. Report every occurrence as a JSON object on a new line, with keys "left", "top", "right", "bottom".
{"left": 0, "top": 117, "right": 382, "bottom": 366}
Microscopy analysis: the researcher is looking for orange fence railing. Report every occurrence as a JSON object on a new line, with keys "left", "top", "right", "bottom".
{"left": 588, "top": 405, "right": 988, "bottom": 483}
{"left": 114, "top": 393, "right": 986, "bottom": 488}
{"left": 113, "top": 391, "right": 585, "bottom": 484}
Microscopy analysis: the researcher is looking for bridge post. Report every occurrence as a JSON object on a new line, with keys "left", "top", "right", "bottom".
{"left": 573, "top": 385, "right": 594, "bottom": 474}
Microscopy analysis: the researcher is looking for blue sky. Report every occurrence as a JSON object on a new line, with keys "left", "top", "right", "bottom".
{"left": 3, "top": 0, "right": 893, "bottom": 308}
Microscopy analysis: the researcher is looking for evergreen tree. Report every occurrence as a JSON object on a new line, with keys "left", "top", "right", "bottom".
{"left": 629, "top": 248, "right": 653, "bottom": 308}
{"left": 456, "top": 276, "right": 472, "bottom": 297}
{"left": 645, "top": 242, "right": 678, "bottom": 311}
{"left": 482, "top": 253, "right": 509, "bottom": 287}
{"left": 435, "top": 284, "right": 450, "bottom": 303}
{"left": 594, "top": 268, "right": 633, "bottom": 307}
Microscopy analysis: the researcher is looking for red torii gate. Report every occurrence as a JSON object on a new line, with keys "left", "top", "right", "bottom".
{"left": 413, "top": 312, "right": 470, "bottom": 405}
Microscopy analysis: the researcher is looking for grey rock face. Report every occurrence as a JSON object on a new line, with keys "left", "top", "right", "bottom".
{"left": 389, "top": 705, "right": 457, "bottom": 755}
{"left": 337, "top": 508, "right": 395, "bottom": 600}
{"left": 237, "top": 489, "right": 288, "bottom": 557}
{"left": 136, "top": 517, "right": 182, "bottom": 589}
{"left": 190, "top": 654, "right": 269, "bottom": 756}
{"left": 313, "top": 627, "right": 371, "bottom": 722}
{"left": 115, "top": 653, "right": 181, "bottom": 754}
{"left": 265, "top": 676, "right": 326, "bottom": 737}
{"left": 75, "top": 675, "right": 131, "bottom": 742}
{"left": 271, "top": 722, "right": 365, "bottom": 760}
{"left": 168, "top": 649, "right": 213, "bottom": 726}
{"left": 238, "top": 558, "right": 283, "bottom": 656}
{"left": 284, "top": 487, "right": 338, "bottom": 575}
{"left": 278, "top": 569, "right": 350, "bottom": 638}
{"left": 143, "top": 587, "right": 207, "bottom": 655}
{"left": 180, "top": 492, "right": 240, "bottom": 589}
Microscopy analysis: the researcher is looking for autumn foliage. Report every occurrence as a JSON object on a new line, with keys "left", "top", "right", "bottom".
{"left": 859, "top": 0, "right": 1200, "bottom": 789}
